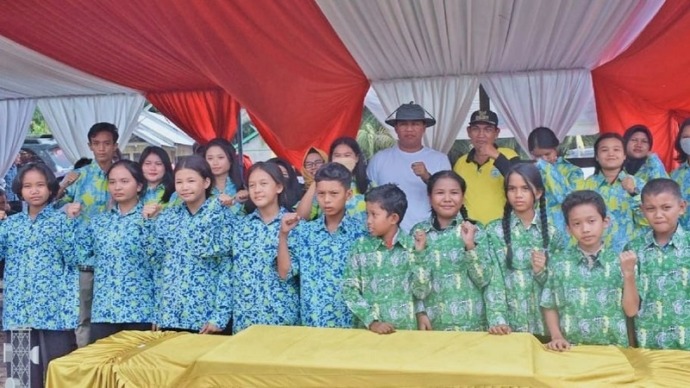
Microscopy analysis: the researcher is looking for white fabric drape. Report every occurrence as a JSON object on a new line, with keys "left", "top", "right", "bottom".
{"left": 0, "top": 35, "right": 136, "bottom": 100}
{"left": 38, "top": 94, "right": 146, "bottom": 162}
{"left": 373, "top": 76, "right": 478, "bottom": 152}
{"left": 0, "top": 99, "right": 36, "bottom": 177}
{"left": 480, "top": 70, "right": 594, "bottom": 153}
{"left": 318, "top": 0, "right": 664, "bottom": 146}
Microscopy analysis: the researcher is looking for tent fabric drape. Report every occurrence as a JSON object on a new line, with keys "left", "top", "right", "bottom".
{"left": 37, "top": 94, "right": 146, "bottom": 163}
{"left": 146, "top": 90, "right": 240, "bottom": 144}
{"left": 480, "top": 70, "right": 594, "bottom": 153}
{"left": 593, "top": 0, "right": 690, "bottom": 169}
{"left": 0, "top": 0, "right": 369, "bottom": 167}
{"left": 0, "top": 99, "right": 36, "bottom": 177}
{"left": 317, "top": 0, "right": 664, "bottom": 150}
{"left": 373, "top": 76, "right": 479, "bottom": 152}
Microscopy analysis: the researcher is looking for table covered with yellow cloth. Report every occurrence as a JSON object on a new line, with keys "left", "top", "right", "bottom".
{"left": 47, "top": 326, "right": 690, "bottom": 387}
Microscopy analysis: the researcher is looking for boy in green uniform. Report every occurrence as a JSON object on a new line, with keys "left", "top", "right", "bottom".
{"left": 541, "top": 190, "right": 629, "bottom": 351}
{"left": 342, "top": 184, "right": 428, "bottom": 334}
{"left": 622, "top": 178, "right": 690, "bottom": 350}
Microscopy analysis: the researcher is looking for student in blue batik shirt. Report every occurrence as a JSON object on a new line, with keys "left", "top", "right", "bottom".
{"left": 79, "top": 160, "right": 157, "bottom": 344}
{"left": 203, "top": 138, "right": 248, "bottom": 210}
{"left": 153, "top": 155, "right": 234, "bottom": 334}
{"left": 579, "top": 133, "right": 646, "bottom": 253}
{"left": 277, "top": 163, "right": 367, "bottom": 328}
{"left": 670, "top": 118, "right": 690, "bottom": 231}
{"left": 231, "top": 162, "right": 300, "bottom": 333}
{"left": 0, "top": 163, "right": 78, "bottom": 386}
{"left": 139, "top": 146, "right": 175, "bottom": 206}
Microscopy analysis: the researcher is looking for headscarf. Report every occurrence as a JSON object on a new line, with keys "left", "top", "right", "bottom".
{"left": 623, "top": 125, "right": 653, "bottom": 176}
{"left": 300, "top": 147, "right": 328, "bottom": 188}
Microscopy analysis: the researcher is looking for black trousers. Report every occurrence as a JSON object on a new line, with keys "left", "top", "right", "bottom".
{"left": 89, "top": 322, "right": 152, "bottom": 344}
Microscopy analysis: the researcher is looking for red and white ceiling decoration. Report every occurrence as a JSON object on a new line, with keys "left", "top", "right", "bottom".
{"left": 1, "top": 0, "right": 690, "bottom": 169}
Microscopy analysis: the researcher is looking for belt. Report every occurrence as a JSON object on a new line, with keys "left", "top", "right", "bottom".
{"left": 78, "top": 265, "right": 94, "bottom": 272}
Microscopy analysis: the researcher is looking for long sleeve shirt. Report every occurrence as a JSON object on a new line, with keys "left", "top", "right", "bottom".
{"left": 410, "top": 216, "right": 492, "bottom": 331}
{"left": 78, "top": 202, "right": 157, "bottom": 324}
{"left": 342, "top": 232, "right": 428, "bottom": 330}
{"left": 231, "top": 208, "right": 300, "bottom": 333}
{"left": 154, "top": 197, "right": 234, "bottom": 331}
{"left": 60, "top": 163, "right": 111, "bottom": 222}
{"left": 0, "top": 206, "right": 79, "bottom": 330}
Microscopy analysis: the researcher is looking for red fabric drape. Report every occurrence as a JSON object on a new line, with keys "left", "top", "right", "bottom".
{"left": 0, "top": 1, "right": 369, "bottom": 166}
{"left": 592, "top": 0, "right": 690, "bottom": 169}
{"left": 146, "top": 90, "right": 240, "bottom": 144}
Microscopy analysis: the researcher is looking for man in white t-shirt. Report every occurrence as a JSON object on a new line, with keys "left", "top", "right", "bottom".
{"left": 367, "top": 102, "right": 451, "bottom": 232}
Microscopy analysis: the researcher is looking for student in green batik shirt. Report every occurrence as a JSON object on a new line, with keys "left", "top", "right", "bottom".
{"left": 541, "top": 191, "right": 629, "bottom": 351}
{"left": 411, "top": 171, "right": 492, "bottom": 331}
{"left": 342, "top": 184, "right": 430, "bottom": 334}
{"left": 670, "top": 118, "right": 690, "bottom": 231}
{"left": 621, "top": 178, "right": 690, "bottom": 350}
{"left": 482, "top": 163, "right": 564, "bottom": 337}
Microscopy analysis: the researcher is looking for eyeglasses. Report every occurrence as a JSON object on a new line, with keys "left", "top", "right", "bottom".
{"left": 304, "top": 160, "right": 324, "bottom": 169}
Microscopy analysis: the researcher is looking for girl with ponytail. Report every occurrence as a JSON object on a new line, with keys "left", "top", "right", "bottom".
{"left": 482, "top": 163, "right": 563, "bottom": 338}
{"left": 410, "top": 170, "right": 492, "bottom": 331}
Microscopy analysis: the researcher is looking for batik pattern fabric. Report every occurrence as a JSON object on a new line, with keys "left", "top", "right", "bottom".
{"left": 410, "top": 215, "right": 492, "bottom": 331}
{"left": 308, "top": 181, "right": 371, "bottom": 220}
{"left": 579, "top": 172, "right": 645, "bottom": 254}
{"left": 670, "top": 162, "right": 690, "bottom": 231}
{"left": 154, "top": 197, "right": 234, "bottom": 331}
{"left": 61, "top": 163, "right": 111, "bottom": 222}
{"left": 536, "top": 158, "right": 576, "bottom": 237}
{"left": 482, "top": 213, "right": 564, "bottom": 334}
{"left": 0, "top": 206, "right": 79, "bottom": 330}
{"left": 342, "top": 232, "right": 430, "bottom": 330}
{"left": 3, "top": 164, "right": 18, "bottom": 201}
{"left": 231, "top": 208, "right": 300, "bottom": 333}
{"left": 540, "top": 246, "right": 628, "bottom": 346}
{"left": 78, "top": 202, "right": 157, "bottom": 324}
{"left": 634, "top": 153, "right": 668, "bottom": 183}
{"left": 290, "top": 213, "right": 368, "bottom": 328}
{"left": 212, "top": 178, "right": 244, "bottom": 214}
{"left": 625, "top": 227, "right": 690, "bottom": 350}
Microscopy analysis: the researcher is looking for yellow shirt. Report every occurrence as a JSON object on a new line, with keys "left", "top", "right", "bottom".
{"left": 453, "top": 147, "right": 518, "bottom": 226}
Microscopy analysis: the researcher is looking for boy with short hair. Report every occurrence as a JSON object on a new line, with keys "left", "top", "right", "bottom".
{"left": 540, "top": 190, "right": 629, "bottom": 351}
{"left": 277, "top": 163, "right": 368, "bottom": 328}
{"left": 342, "top": 183, "right": 428, "bottom": 334}
{"left": 621, "top": 178, "right": 690, "bottom": 350}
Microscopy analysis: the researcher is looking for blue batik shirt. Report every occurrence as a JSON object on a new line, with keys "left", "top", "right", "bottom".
{"left": 290, "top": 213, "right": 367, "bottom": 328}
{"left": 61, "top": 163, "right": 111, "bottom": 222}
{"left": 154, "top": 197, "right": 235, "bottom": 331}
{"left": 78, "top": 202, "right": 157, "bottom": 324}
{"left": 231, "top": 208, "right": 300, "bottom": 333}
{"left": 0, "top": 205, "right": 79, "bottom": 330}
{"left": 3, "top": 164, "right": 18, "bottom": 201}
{"left": 670, "top": 162, "right": 690, "bottom": 231}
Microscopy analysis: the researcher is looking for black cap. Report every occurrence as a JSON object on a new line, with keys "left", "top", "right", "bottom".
{"left": 469, "top": 110, "right": 498, "bottom": 126}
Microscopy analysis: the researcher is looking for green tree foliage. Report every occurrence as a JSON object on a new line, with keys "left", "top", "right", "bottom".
{"left": 29, "top": 108, "right": 51, "bottom": 137}
{"left": 357, "top": 107, "right": 396, "bottom": 161}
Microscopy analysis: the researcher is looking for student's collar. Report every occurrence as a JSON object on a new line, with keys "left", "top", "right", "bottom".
{"left": 111, "top": 201, "right": 143, "bottom": 217}
{"left": 577, "top": 244, "right": 605, "bottom": 268}
{"left": 510, "top": 211, "right": 539, "bottom": 229}
{"left": 429, "top": 214, "right": 463, "bottom": 232}
{"left": 23, "top": 204, "right": 54, "bottom": 220}
{"left": 645, "top": 225, "right": 686, "bottom": 250}
{"left": 183, "top": 197, "right": 213, "bottom": 216}
{"left": 377, "top": 229, "right": 413, "bottom": 250}
{"left": 319, "top": 213, "right": 349, "bottom": 233}
{"left": 248, "top": 207, "right": 285, "bottom": 224}
{"left": 466, "top": 146, "right": 499, "bottom": 166}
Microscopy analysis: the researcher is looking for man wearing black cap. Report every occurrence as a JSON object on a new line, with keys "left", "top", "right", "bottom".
{"left": 367, "top": 102, "right": 451, "bottom": 232}
{"left": 453, "top": 110, "right": 519, "bottom": 225}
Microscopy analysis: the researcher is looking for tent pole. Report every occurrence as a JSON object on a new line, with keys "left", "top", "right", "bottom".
{"left": 236, "top": 108, "right": 244, "bottom": 183}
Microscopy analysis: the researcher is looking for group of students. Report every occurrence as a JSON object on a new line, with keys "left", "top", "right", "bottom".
{"left": 3, "top": 119, "right": 690, "bottom": 385}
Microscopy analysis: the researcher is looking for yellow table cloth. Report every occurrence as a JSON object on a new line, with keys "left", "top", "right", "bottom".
{"left": 48, "top": 326, "right": 690, "bottom": 387}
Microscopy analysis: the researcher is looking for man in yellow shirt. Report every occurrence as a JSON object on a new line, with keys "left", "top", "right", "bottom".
{"left": 453, "top": 110, "right": 518, "bottom": 225}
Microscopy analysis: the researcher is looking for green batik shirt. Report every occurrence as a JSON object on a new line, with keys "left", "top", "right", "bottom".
{"left": 342, "top": 231, "right": 429, "bottom": 330}
{"left": 670, "top": 162, "right": 690, "bottom": 231}
{"left": 624, "top": 227, "right": 690, "bottom": 350}
{"left": 540, "top": 245, "right": 628, "bottom": 347}
{"left": 410, "top": 215, "right": 492, "bottom": 331}
{"left": 579, "top": 171, "right": 645, "bottom": 254}
{"left": 482, "top": 213, "right": 563, "bottom": 334}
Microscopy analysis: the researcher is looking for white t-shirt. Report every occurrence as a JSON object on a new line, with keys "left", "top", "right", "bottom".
{"left": 367, "top": 145, "right": 451, "bottom": 232}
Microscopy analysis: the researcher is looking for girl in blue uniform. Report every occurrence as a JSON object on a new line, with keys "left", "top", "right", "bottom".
{"left": 80, "top": 160, "right": 157, "bottom": 343}
{"left": 203, "top": 138, "right": 248, "bottom": 209}
{"left": 231, "top": 161, "right": 300, "bottom": 333}
{"left": 0, "top": 163, "right": 78, "bottom": 386}
{"left": 154, "top": 155, "right": 234, "bottom": 333}
{"left": 139, "top": 146, "right": 175, "bottom": 206}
